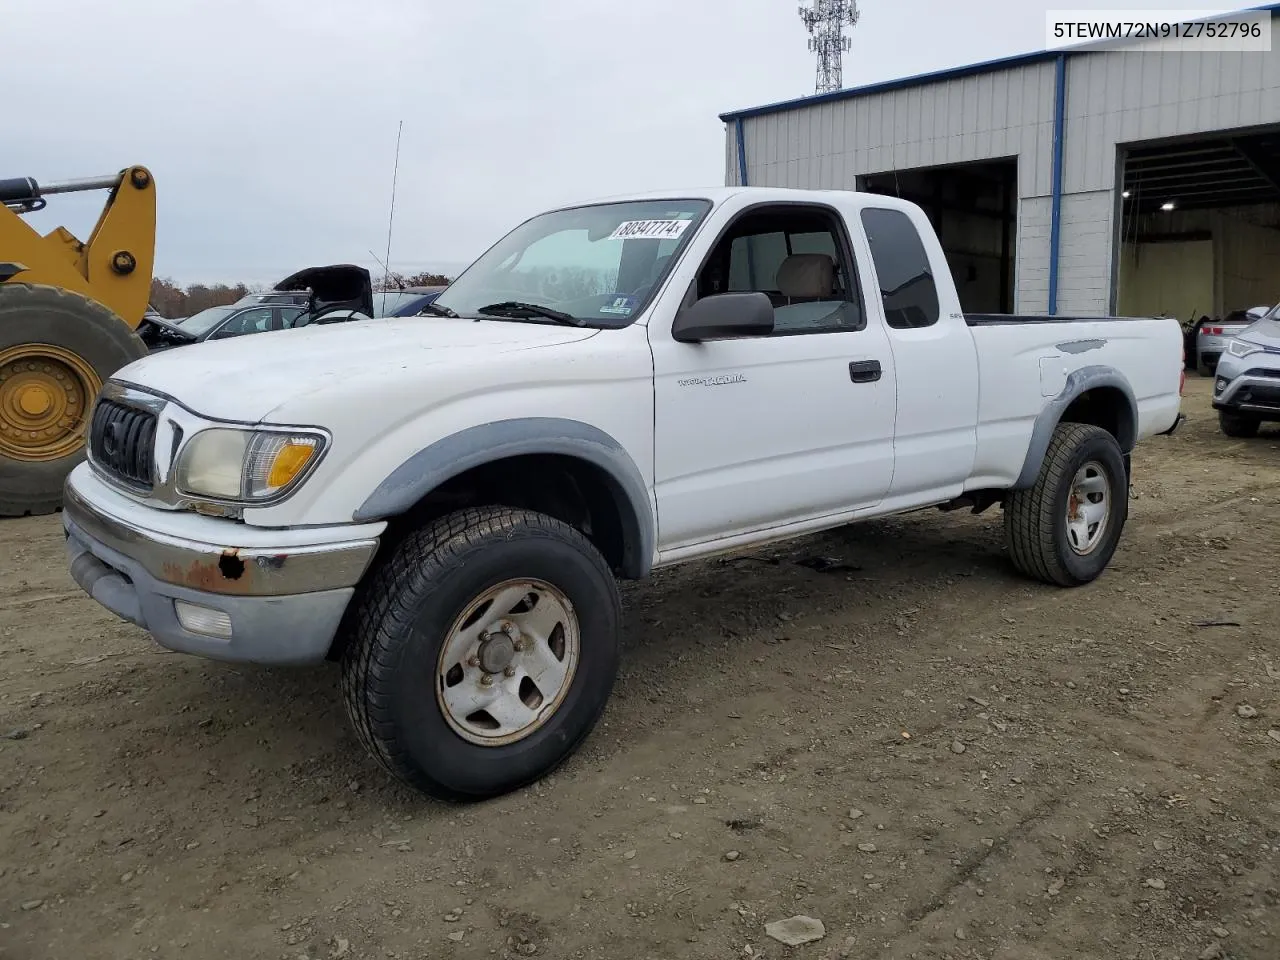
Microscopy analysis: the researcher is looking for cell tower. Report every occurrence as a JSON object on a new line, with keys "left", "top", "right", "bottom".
{"left": 798, "top": 0, "right": 860, "bottom": 94}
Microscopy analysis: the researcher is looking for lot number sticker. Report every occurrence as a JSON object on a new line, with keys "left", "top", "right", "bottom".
{"left": 599, "top": 296, "right": 637, "bottom": 316}
{"left": 607, "top": 219, "right": 692, "bottom": 241}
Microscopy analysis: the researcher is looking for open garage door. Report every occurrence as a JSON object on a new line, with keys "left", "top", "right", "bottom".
{"left": 1117, "top": 129, "right": 1280, "bottom": 375}
{"left": 859, "top": 159, "right": 1016, "bottom": 314}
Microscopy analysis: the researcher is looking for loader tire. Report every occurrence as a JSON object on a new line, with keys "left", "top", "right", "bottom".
{"left": 1003, "top": 422, "right": 1128, "bottom": 587}
{"left": 0, "top": 283, "right": 148, "bottom": 516}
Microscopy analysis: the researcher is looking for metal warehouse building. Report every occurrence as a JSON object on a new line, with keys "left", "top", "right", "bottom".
{"left": 720, "top": 5, "right": 1280, "bottom": 323}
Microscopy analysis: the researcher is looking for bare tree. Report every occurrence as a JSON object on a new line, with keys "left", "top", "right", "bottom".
{"left": 149, "top": 278, "right": 249, "bottom": 318}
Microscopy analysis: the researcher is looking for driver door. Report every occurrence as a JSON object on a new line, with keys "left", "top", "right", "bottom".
{"left": 649, "top": 201, "right": 897, "bottom": 553}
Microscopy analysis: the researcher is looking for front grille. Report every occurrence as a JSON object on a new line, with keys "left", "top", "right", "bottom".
{"left": 1244, "top": 368, "right": 1280, "bottom": 379}
{"left": 1238, "top": 384, "right": 1280, "bottom": 409}
{"left": 89, "top": 398, "right": 157, "bottom": 489}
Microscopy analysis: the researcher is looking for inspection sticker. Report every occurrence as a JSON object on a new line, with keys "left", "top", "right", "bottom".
{"left": 607, "top": 219, "right": 692, "bottom": 241}
{"left": 599, "top": 296, "right": 637, "bottom": 316}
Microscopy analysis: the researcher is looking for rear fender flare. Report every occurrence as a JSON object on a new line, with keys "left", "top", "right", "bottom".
{"left": 1013, "top": 365, "right": 1138, "bottom": 490}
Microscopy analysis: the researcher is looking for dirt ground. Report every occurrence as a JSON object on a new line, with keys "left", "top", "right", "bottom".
{"left": 1, "top": 377, "right": 1278, "bottom": 960}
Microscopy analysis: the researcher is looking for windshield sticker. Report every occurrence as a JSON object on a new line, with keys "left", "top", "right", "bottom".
{"left": 607, "top": 219, "right": 693, "bottom": 241}
{"left": 599, "top": 296, "right": 637, "bottom": 316}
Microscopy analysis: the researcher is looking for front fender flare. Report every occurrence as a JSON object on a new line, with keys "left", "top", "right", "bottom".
{"left": 352, "top": 417, "right": 655, "bottom": 578}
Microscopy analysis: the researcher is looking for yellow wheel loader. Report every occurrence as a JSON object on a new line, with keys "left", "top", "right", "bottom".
{"left": 0, "top": 167, "right": 154, "bottom": 516}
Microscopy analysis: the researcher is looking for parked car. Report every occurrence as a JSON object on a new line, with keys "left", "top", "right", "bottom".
{"left": 139, "top": 302, "right": 307, "bottom": 351}
{"left": 233, "top": 290, "right": 310, "bottom": 308}
{"left": 1194, "top": 306, "right": 1270, "bottom": 376}
{"left": 137, "top": 265, "right": 374, "bottom": 351}
{"left": 373, "top": 285, "right": 447, "bottom": 317}
{"left": 63, "top": 186, "right": 1183, "bottom": 802}
{"left": 1213, "top": 305, "right": 1280, "bottom": 436}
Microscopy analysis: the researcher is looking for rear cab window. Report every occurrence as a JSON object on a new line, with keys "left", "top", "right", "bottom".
{"left": 860, "top": 207, "right": 941, "bottom": 330}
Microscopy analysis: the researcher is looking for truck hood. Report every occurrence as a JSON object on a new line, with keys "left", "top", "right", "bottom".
{"left": 113, "top": 317, "right": 599, "bottom": 423}
{"left": 1238, "top": 317, "right": 1280, "bottom": 352}
{"left": 275, "top": 263, "right": 374, "bottom": 319}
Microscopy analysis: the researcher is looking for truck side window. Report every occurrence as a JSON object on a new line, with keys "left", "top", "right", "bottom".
{"left": 860, "top": 208, "right": 941, "bottom": 329}
{"left": 698, "top": 206, "right": 864, "bottom": 334}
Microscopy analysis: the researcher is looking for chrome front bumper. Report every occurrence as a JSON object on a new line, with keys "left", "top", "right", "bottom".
{"left": 63, "top": 472, "right": 381, "bottom": 665}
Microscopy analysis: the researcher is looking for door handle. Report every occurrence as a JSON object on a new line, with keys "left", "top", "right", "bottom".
{"left": 848, "top": 359, "right": 882, "bottom": 383}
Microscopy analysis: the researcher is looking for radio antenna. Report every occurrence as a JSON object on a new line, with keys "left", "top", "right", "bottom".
{"left": 383, "top": 120, "right": 404, "bottom": 295}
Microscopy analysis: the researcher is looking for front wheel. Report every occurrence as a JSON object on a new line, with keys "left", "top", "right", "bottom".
{"left": 1004, "top": 423, "right": 1129, "bottom": 587}
{"left": 340, "top": 506, "right": 621, "bottom": 802}
{"left": 1218, "top": 410, "right": 1260, "bottom": 438}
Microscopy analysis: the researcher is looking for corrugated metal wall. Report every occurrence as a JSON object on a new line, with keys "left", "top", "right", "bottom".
{"left": 1060, "top": 47, "right": 1280, "bottom": 314}
{"left": 725, "top": 34, "right": 1280, "bottom": 315}
{"left": 726, "top": 62, "right": 1057, "bottom": 311}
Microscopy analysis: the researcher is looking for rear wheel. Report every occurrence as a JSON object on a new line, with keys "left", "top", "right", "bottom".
{"left": 1004, "top": 423, "right": 1128, "bottom": 587}
{"left": 0, "top": 283, "right": 148, "bottom": 516}
{"left": 1218, "top": 409, "right": 1260, "bottom": 438}
{"left": 341, "top": 506, "right": 621, "bottom": 802}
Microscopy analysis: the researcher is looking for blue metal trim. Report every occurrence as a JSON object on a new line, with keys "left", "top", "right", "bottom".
{"left": 735, "top": 117, "right": 749, "bottom": 187}
{"left": 719, "top": 50, "right": 1060, "bottom": 122}
{"left": 1048, "top": 53, "right": 1067, "bottom": 315}
{"left": 719, "top": 4, "right": 1280, "bottom": 123}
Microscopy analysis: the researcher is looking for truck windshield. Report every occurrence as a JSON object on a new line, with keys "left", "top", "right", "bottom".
{"left": 433, "top": 199, "right": 712, "bottom": 328}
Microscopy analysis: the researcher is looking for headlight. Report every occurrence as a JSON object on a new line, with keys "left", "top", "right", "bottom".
{"left": 1227, "top": 338, "right": 1263, "bottom": 359}
{"left": 176, "top": 428, "right": 326, "bottom": 502}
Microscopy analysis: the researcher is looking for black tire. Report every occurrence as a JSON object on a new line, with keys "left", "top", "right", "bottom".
{"left": 1004, "top": 423, "right": 1129, "bottom": 587}
{"left": 340, "top": 506, "right": 622, "bottom": 802}
{"left": 1219, "top": 409, "right": 1260, "bottom": 438}
{"left": 0, "top": 283, "right": 148, "bottom": 516}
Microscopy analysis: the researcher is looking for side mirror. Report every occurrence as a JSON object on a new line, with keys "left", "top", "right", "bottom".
{"left": 672, "top": 292, "right": 774, "bottom": 343}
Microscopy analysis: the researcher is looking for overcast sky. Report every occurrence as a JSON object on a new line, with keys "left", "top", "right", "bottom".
{"left": 8, "top": 0, "right": 1220, "bottom": 286}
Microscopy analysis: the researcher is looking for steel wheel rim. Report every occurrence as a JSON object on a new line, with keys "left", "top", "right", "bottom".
{"left": 1066, "top": 460, "right": 1111, "bottom": 556}
{"left": 436, "top": 578, "right": 581, "bottom": 746}
{"left": 0, "top": 344, "right": 100, "bottom": 461}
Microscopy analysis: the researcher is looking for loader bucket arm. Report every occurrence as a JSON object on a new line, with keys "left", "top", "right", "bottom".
{"left": 0, "top": 166, "right": 156, "bottom": 329}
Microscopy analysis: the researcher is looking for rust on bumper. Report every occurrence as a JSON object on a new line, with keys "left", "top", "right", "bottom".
{"left": 64, "top": 482, "right": 378, "bottom": 598}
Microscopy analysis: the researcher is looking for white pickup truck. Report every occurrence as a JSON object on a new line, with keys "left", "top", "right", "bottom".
{"left": 63, "top": 187, "right": 1184, "bottom": 801}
